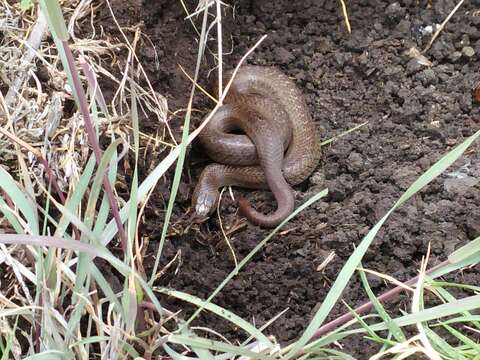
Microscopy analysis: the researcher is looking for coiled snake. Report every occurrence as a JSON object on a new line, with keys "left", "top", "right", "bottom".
{"left": 192, "top": 65, "right": 321, "bottom": 228}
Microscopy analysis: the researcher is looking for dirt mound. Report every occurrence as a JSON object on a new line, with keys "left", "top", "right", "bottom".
{"left": 110, "top": 0, "right": 479, "bottom": 356}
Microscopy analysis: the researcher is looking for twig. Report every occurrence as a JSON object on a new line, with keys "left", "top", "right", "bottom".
{"left": 61, "top": 39, "right": 128, "bottom": 251}
{"left": 338, "top": 0, "right": 351, "bottom": 33}
{"left": 215, "top": 0, "right": 223, "bottom": 97}
{"left": 422, "top": 0, "right": 465, "bottom": 53}
{"left": 308, "top": 260, "right": 449, "bottom": 342}
{"left": 217, "top": 187, "right": 238, "bottom": 267}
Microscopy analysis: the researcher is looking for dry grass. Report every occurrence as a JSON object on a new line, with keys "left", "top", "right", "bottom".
{"left": 0, "top": 0, "right": 169, "bottom": 192}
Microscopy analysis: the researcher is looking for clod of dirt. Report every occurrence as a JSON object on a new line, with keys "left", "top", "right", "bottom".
{"left": 448, "top": 51, "right": 463, "bottom": 63}
{"left": 384, "top": 2, "right": 406, "bottom": 26}
{"left": 273, "top": 47, "right": 295, "bottom": 65}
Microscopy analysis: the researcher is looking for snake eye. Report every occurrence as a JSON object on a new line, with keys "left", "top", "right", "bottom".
{"left": 195, "top": 193, "right": 216, "bottom": 217}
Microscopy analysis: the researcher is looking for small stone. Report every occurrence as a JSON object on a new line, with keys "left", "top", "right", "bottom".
{"left": 384, "top": 65, "right": 403, "bottom": 77}
{"left": 347, "top": 152, "right": 364, "bottom": 173}
{"left": 310, "top": 170, "right": 325, "bottom": 185}
{"left": 406, "top": 58, "right": 423, "bottom": 75}
{"left": 466, "top": 215, "right": 480, "bottom": 238}
{"left": 401, "top": 99, "right": 422, "bottom": 119}
{"left": 416, "top": 69, "right": 437, "bottom": 86}
{"left": 397, "top": 87, "right": 411, "bottom": 99}
{"left": 395, "top": 19, "right": 411, "bottom": 35}
{"left": 333, "top": 52, "right": 352, "bottom": 67}
{"left": 458, "top": 93, "right": 472, "bottom": 112}
{"left": 462, "top": 46, "right": 475, "bottom": 58}
{"left": 431, "top": 40, "right": 454, "bottom": 61}
{"left": 384, "top": 80, "right": 399, "bottom": 96}
{"left": 343, "top": 32, "right": 370, "bottom": 52}
{"left": 384, "top": 2, "right": 406, "bottom": 25}
{"left": 475, "top": 40, "right": 480, "bottom": 56}
{"left": 273, "top": 47, "right": 295, "bottom": 64}
{"left": 444, "top": 176, "right": 479, "bottom": 194}
{"left": 448, "top": 51, "right": 462, "bottom": 63}
{"left": 460, "top": 34, "right": 470, "bottom": 47}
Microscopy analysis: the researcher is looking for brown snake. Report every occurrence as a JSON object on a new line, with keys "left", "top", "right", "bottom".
{"left": 192, "top": 65, "right": 321, "bottom": 227}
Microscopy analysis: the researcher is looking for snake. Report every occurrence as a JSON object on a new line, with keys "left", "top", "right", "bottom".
{"left": 192, "top": 65, "right": 321, "bottom": 228}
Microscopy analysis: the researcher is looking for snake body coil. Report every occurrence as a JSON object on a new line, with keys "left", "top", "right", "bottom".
{"left": 192, "top": 65, "right": 321, "bottom": 227}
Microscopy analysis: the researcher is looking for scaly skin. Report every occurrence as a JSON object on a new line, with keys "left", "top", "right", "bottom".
{"left": 193, "top": 65, "right": 321, "bottom": 227}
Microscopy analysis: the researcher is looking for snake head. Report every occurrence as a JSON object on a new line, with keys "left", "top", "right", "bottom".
{"left": 194, "top": 192, "right": 217, "bottom": 217}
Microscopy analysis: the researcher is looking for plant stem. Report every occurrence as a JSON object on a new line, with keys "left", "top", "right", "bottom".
{"left": 61, "top": 40, "right": 127, "bottom": 251}
{"left": 289, "top": 259, "right": 450, "bottom": 358}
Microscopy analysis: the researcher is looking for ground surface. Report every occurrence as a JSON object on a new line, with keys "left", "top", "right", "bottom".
{"left": 101, "top": 0, "right": 479, "bottom": 357}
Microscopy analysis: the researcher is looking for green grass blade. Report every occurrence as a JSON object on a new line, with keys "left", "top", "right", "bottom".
{"left": 41, "top": 181, "right": 52, "bottom": 236}
{"left": 100, "top": 143, "right": 181, "bottom": 245}
{"left": 55, "top": 154, "right": 96, "bottom": 238}
{"left": 70, "top": 336, "right": 110, "bottom": 348}
{"left": 439, "top": 315, "right": 480, "bottom": 325}
{"left": 287, "top": 315, "right": 371, "bottom": 358}
{"left": 163, "top": 344, "right": 200, "bottom": 359}
{"left": 93, "top": 152, "right": 118, "bottom": 235}
{"left": 84, "top": 138, "right": 123, "bottom": 231}
{"left": 312, "top": 348, "right": 357, "bottom": 359}
{"left": 441, "top": 323, "right": 480, "bottom": 352}
{"left": 166, "top": 334, "right": 270, "bottom": 360}
{"left": 431, "top": 281, "right": 480, "bottom": 293}
{"left": 20, "top": 0, "right": 33, "bottom": 11}
{"left": 127, "top": 67, "right": 140, "bottom": 261}
{"left": 0, "top": 317, "right": 16, "bottom": 360}
{"left": 39, "top": 0, "right": 78, "bottom": 103}
{"left": 425, "top": 327, "right": 464, "bottom": 360}
{"left": 0, "top": 197, "right": 25, "bottom": 234}
{"left": 0, "top": 338, "right": 11, "bottom": 360}
{"left": 74, "top": 139, "right": 122, "bottom": 304}
{"left": 286, "top": 128, "right": 480, "bottom": 358}
{"left": 156, "top": 288, "right": 273, "bottom": 347}
{"left": 23, "top": 351, "right": 69, "bottom": 360}
{"left": 432, "top": 284, "right": 480, "bottom": 330}
{"left": 121, "top": 68, "right": 142, "bottom": 334}
{"left": 431, "top": 252, "right": 480, "bottom": 278}
{"left": 65, "top": 263, "right": 123, "bottom": 341}
{"left": 179, "top": 327, "right": 215, "bottom": 360}
{"left": 51, "top": 201, "right": 100, "bottom": 245}
{"left": 358, "top": 267, "right": 406, "bottom": 342}
{"left": 0, "top": 233, "right": 164, "bottom": 319}
{"left": 343, "top": 302, "right": 386, "bottom": 345}
{"left": 38, "top": 0, "right": 69, "bottom": 40}
{"left": 0, "top": 307, "right": 36, "bottom": 317}
{"left": 90, "top": 265, "right": 123, "bottom": 315}
{"left": 0, "top": 166, "right": 39, "bottom": 235}
{"left": 364, "top": 294, "right": 480, "bottom": 332}
{"left": 149, "top": 104, "right": 192, "bottom": 282}
{"left": 449, "top": 236, "right": 480, "bottom": 264}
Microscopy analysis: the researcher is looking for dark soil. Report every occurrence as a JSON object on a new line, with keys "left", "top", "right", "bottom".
{"left": 98, "top": 0, "right": 480, "bottom": 357}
